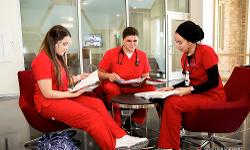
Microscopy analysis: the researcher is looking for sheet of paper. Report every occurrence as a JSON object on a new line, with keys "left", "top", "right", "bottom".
{"left": 115, "top": 77, "right": 145, "bottom": 85}
{"left": 68, "top": 70, "right": 99, "bottom": 92}
{"left": 134, "top": 90, "right": 177, "bottom": 99}
{"left": 145, "top": 78, "right": 167, "bottom": 85}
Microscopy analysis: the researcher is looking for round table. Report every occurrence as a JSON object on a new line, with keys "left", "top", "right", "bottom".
{"left": 111, "top": 94, "right": 159, "bottom": 137}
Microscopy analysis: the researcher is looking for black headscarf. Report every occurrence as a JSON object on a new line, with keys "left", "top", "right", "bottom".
{"left": 176, "top": 21, "right": 204, "bottom": 43}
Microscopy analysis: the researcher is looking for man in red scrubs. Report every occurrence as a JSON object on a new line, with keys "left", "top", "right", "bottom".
{"left": 98, "top": 27, "right": 156, "bottom": 127}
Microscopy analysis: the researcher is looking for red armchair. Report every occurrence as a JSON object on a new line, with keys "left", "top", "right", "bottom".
{"left": 18, "top": 70, "right": 69, "bottom": 133}
{"left": 181, "top": 66, "right": 250, "bottom": 149}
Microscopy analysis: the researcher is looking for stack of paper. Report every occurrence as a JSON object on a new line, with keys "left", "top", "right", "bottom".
{"left": 115, "top": 78, "right": 167, "bottom": 86}
{"left": 134, "top": 90, "right": 177, "bottom": 99}
{"left": 68, "top": 70, "right": 99, "bottom": 92}
{"left": 115, "top": 77, "right": 145, "bottom": 85}
{"left": 145, "top": 78, "right": 167, "bottom": 85}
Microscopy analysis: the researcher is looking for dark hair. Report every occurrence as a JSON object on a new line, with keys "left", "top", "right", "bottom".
{"left": 40, "top": 25, "right": 72, "bottom": 88}
{"left": 176, "top": 21, "right": 204, "bottom": 43}
{"left": 122, "top": 27, "right": 139, "bottom": 39}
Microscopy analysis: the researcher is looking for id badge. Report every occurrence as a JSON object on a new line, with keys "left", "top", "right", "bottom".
{"left": 185, "top": 71, "right": 190, "bottom": 86}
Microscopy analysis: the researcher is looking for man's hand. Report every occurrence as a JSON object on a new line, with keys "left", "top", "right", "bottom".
{"left": 108, "top": 73, "right": 121, "bottom": 82}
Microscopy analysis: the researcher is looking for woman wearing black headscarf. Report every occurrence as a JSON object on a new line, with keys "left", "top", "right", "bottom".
{"left": 157, "top": 21, "right": 226, "bottom": 150}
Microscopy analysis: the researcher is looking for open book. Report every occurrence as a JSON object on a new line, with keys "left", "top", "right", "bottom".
{"left": 134, "top": 90, "right": 177, "bottom": 99}
{"left": 115, "top": 78, "right": 167, "bottom": 86}
{"left": 68, "top": 70, "right": 99, "bottom": 92}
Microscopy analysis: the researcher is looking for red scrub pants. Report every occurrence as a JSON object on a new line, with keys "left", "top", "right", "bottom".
{"left": 39, "top": 95, "right": 126, "bottom": 150}
{"left": 102, "top": 81, "right": 156, "bottom": 126}
{"left": 158, "top": 94, "right": 220, "bottom": 150}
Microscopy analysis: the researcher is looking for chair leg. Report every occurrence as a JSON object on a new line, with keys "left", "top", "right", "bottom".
{"left": 212, "top": 137, "right": 228, "bottom": 150}
{"left": 181, "top": 132, "right": 241, "bottom": 149}
{"left": 200, "top": 133, "right": 213, "bottom": 149}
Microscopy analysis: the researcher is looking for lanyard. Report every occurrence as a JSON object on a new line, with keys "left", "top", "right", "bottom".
{"left": 183, "top": 44, "right": 197, "bottom": 86}
{"left": 185, "top": 61, "right": 190, "bottom": 86}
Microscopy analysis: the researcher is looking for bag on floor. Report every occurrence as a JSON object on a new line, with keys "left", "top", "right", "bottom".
{"left": 35, "top": 129, "right": 80, "bottom": 150}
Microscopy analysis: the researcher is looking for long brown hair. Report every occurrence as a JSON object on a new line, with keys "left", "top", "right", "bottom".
{"left": 39, "top": 25, "right": 71, "bottom": 89}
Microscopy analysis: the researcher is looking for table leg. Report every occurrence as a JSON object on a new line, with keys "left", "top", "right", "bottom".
{"left": 145, "top": 108, "right": 148, "bottom": 138}
{"left": 111, "top": 104, "right": 114, "bottom": 119}
{"left": 129, "top": 108, "right": 133, "bottom": 136}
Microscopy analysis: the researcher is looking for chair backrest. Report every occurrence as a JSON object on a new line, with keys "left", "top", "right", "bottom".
{"left": 224, "top": 66, "right": 250, "bottom": 105}
{"left": 182, "top": 66, "right": 250, "bottom": 133}
{"left": 18, "top": 70, "right": 68, "bottom": 133}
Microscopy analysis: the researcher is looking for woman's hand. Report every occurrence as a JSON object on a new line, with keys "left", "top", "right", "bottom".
{"left": 72, "top": 73, "right": 90, "bottom": 84}
{"left": 175, "top": 87, "right": 192, "bottom": 96}
{"left": 68, "top": 88, "right": 86, "bottom": 97}
{"left": 158, "top": 86, "right": 174, "bottom": 91}
{"left": 79, "top": 73, "right": 90, "bottom": 80}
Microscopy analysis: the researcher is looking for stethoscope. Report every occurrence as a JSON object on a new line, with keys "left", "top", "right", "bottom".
{"left": 117, "top": 47, "right": 140, "bottom": 66}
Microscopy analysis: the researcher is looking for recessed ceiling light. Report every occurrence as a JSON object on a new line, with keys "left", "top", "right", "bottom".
{"left": 116, "top": 14, "right": 120, "bottom": 17}
{"left": 61, "top": 23, "right": 73, "bottom": 28}
{"left": 82, "top": 2, "right": 88, "bottom": 5}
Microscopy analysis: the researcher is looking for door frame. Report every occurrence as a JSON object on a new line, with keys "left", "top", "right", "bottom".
{"left": 165, "top": 11, "right": 189, "bottom": 84}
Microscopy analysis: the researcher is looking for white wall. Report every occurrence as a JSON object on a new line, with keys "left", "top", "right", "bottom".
{"left": 190, "top": 0, "right": 214, "bottom": 47}
{"left": 0, "top": 0, "right": 24, "bottom": 96}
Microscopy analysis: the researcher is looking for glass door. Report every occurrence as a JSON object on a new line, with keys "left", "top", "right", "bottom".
{"left": 128, "top": 0, "right": 166, "bottom": 79}
{"left": 166, "top": 12, "right": 188, "bottom": 85}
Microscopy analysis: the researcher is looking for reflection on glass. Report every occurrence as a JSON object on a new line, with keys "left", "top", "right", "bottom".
{"left": 171, "top": 20, "right": 184, "bottom": 72}
{"left": 20, "top": 0, "right": 80, "bottom": 75}
{"left": 129, "top": 0, "right": 166, "bottom": 79}
{"left": 80, "top": 0, "right": 126, "bottom": 70}
{"left": 167, "top": 0, "right": 189, "bottom": 13}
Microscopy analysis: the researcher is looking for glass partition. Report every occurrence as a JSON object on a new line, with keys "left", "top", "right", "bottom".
{"left": 20, "top": 0, "right": 80, "bottom": 75}
{"left": 128, "top": 0, "right": 166, "bottom": 79}
{"left": 20, "top": 0, "right": 191, "bottom": 81}
{"left": 80, "top": 0, "right": 126, "bottom": 72}
{"left": 167, "top": 0, "right": 189, "bottom": 13}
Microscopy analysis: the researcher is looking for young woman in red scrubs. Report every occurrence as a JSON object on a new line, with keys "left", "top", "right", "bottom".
{"left": 98, "top": 27, "right": 156, "bottom": 127}
{"left": 31, "top": 25, "right": 149, "bottom": 150}
{"left": 157, "top": 21, "right": 226, "bottom": 150}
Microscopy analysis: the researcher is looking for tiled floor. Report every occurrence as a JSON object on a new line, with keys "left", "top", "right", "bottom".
{"left": 0, "top": 97, "right": 249, "bottom": 150}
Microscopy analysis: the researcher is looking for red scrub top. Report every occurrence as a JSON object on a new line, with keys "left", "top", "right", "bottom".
{"left": 181, "top": 44, "right": 226, "bottom": 101}
{"left": 31, "top": 51, "right": 68, "bottom": 112}
{"left": 98, "top": 46, "right": 151, "bottom": 79}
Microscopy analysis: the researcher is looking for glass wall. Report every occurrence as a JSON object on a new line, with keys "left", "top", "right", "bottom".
{"left": 167, "top": 0, "right": 189, "bottom": 13}
{"left": 80, "top": 0, "right": 126, "bottom": 72}
{"left": 20, "top": 0, "right": 80, "bottom": 75}
{"left": 128, "top": 0, "right": 166, "bottom": 78}
{"left": 20, "top": 0, "right": 190, "bottom": 81}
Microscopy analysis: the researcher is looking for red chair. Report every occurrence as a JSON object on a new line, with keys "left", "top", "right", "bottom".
{"left": 181, "top": 66, "right": 250, "bottom": 149}
{"left": 18, "top": 70, "right": 69, "bottom": 133}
